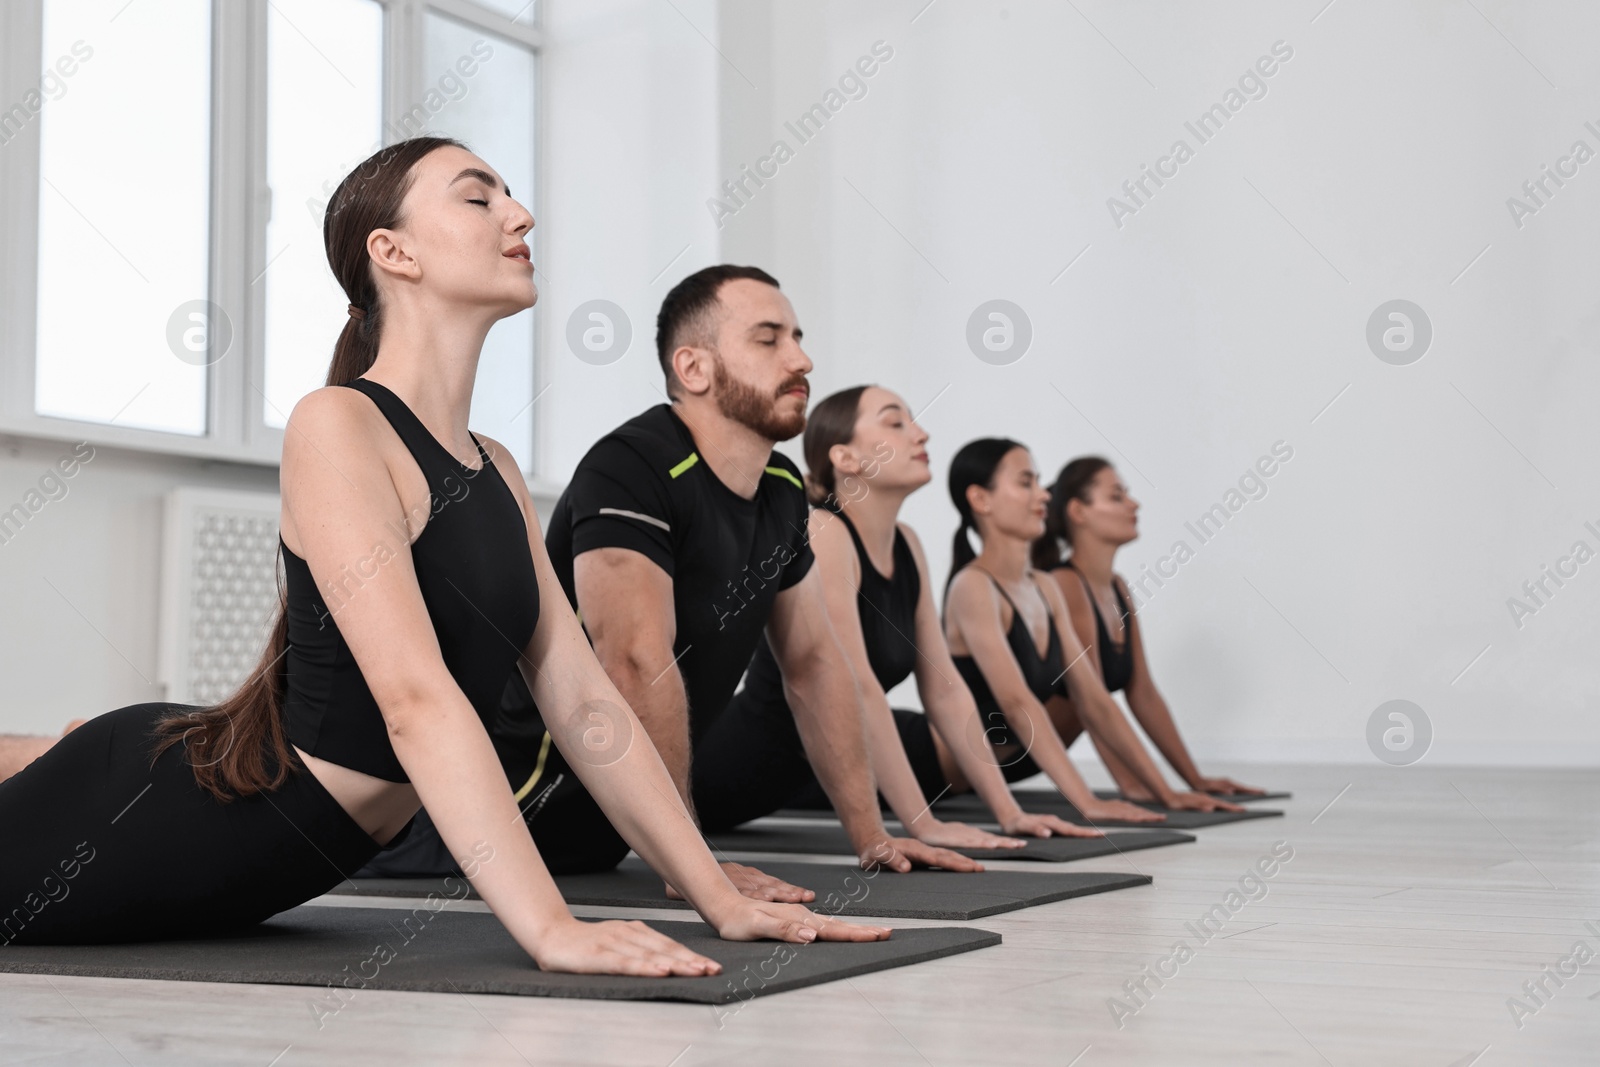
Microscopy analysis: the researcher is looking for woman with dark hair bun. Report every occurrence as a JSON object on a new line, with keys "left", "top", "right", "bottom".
{"left": 1033, "top": 459, "right": 1261, "bottom": 800}
{"left": 699, "top": 385, "right": 1104, "bottom": 842}
{"left": 0, "top": 138, "right": 885, "bottom": 965}
{"left": 942, "top": 439, "right": 1243, "bottom": 819}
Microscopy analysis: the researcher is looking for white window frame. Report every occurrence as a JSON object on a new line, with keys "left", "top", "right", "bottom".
{"left": 0, "top": 0, "right": 544, "bottom": 473}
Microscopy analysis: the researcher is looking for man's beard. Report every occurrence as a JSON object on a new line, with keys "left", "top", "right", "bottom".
{"left": 710, "top": 352, "right": 807, "bottom": 441}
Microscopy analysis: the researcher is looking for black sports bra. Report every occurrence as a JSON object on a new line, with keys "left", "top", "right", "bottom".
{"left": 950, "top": 569, "right": 1068, "bottom": 744}
{"left": 279, "top": 378, "right": 540, "bottom": 782}
{"left": 1060, "top": 560, "right": 1134, "bottom": 694}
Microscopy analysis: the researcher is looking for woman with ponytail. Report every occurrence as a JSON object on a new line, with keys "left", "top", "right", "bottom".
{"left": 697, "top": 386, "right": 1103, "bottom": 844}
{"left": 0, "top": 139, "right": 884, "bottom": 965}
{"left": 941, "top": 439, "right": 1243, "bottom": 819}
{"left": 1032, "top": 459, "right": 1262, "bottom": 800}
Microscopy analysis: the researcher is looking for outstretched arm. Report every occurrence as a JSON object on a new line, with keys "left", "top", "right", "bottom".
{"left": 1116, "top": 584, "right": 1260, "bottom": 795}
{"left": 807, "top": 513, "right": 1017, "bottom": 850}
{"left": 1037, "top": 577, "right": 1240, "bottom": 813}
{"left": 768, "top": 565, "right": 979, "bottom": 873}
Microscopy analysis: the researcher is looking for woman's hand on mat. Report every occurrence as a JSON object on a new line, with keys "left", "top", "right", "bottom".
{"left": 1078, "top": 799, "right": 1166, "bottom": 823}
{"left": 532, "top": 917, "right": 722, "bottom": 977}
{"left": 1001, "top": 811, "right": 1105, "bottom": 839}
{"left": 664, "top": 861, "right": 816, "bottom": 904}
{"left": 907, "top": 818, "right": 1026, "bottom": 850}
{"left": 716, "top": 902, "right": 891, "bottom": 944}
{"left": 1163, "top": 791, "right": 1245, "bottom": 813}
{"left": 1195, "top": 775, "right": 1263, "bottom": 796}
{"left": 858, "top": 835, "right": 984, "bottom": 873}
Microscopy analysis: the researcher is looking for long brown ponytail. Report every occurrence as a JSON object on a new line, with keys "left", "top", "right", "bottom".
{"left": 944, "top": 437, "right": 1026, "bottom": 601}
{"left": 151, "top": 137, "right": 465, "bottom": 801}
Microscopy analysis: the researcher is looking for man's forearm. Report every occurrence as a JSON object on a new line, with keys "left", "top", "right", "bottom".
{"left": 783, "top": 666, "right": 887, "bottom": 847}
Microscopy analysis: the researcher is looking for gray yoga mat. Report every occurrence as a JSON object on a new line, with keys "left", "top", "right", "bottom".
{"left": 330, "top": 859, "right": 1155, "bottom": 921}
{"left": 0, "top": 906, "right": 999, "bottom": 1003}
{"left": 923, "top": 791, "right": 1282, "bottom": 828}
{"left": 1092, "top": 788, "right": 1291, "bottom": 804}
{"left": 703, "top": 823, "right": 1195, "bottom": 863}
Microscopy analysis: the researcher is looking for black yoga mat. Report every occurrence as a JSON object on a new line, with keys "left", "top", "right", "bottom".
{"left": 703, "top": 824, "right": 1195, "bottom": 863}
{"left": 330, "top": 859, "right": 1155, "bottom": 921}
{"left": 0, "top": 906, "right": 998, "bottom": 1003}
{"left": 1091, "top": 789, "right": 1292, "bottom": 804}
{"left": 930, "top": 791, "right": 1284, "bottom": 828}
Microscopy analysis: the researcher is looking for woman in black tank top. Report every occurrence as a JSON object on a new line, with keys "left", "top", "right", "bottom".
{"left": 702, "top": 387, "right": 1103, "bottom": 843}
{"left": 943, "top": 440, "right": 1244, "bottom": 820}
{"left": 1034, "top": 458, "right": 1263, "bottom": 800}
{"left": 0, "top": 139, "right": 883, "bottom": 963}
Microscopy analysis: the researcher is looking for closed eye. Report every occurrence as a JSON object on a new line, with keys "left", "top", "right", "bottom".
{"left": 467, "top": 198, "right": 489, "bottom": 206}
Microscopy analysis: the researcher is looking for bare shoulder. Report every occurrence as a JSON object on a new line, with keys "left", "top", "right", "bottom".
{"left": 946, "top": 564, "right": 1000, "bottom": 616}
{"left": 281, "top": 385, "right": 390, "bottom": 475}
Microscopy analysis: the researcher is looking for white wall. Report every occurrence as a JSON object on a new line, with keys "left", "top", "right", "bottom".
{"left": 5, "top": 1, "right": 1594, "bottom": 768}
{"left": 713, "top": 0, "right": 1600, "bottom": 765}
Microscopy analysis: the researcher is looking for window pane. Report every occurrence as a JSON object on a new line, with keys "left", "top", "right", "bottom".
{"left": 262, "top": 0, "right": 384, "bottom": 429}
{"left": 35, "top": 0, "right": 211, "bottom": 435}
{"left": 424, "top": 12, "right": 537, "bottom": 472}
{"left": 462, "top": 0, "right": 538, "bottom": 28}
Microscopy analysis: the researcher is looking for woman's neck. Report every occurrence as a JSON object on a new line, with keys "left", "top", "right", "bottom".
{"left": 838, "top": 484, "right": 910, "bottom": 561}
{"left": 361, "top": 297, "right": 495, "bottom": 446}
{"left": 974, "top": 526, "right": 1032, "bottom": 583}
{"left": 1068, "top": 536, "right": 1118, "bottom": 588}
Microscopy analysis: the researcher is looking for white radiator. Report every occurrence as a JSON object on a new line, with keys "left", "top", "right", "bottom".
{"left": 158, "top": 487, "right": 283, "bottom": 706}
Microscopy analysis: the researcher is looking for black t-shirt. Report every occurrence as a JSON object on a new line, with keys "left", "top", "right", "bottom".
{"left": 504, "top": 404, "right": 814, "bottom": 739}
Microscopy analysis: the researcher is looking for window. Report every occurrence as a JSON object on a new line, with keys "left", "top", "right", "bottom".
{"left": 0, "top": 0, "right": 543, "bottom": 470}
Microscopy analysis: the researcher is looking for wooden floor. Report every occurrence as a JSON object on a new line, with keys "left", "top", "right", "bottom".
{"left": 4, "top": 763, "right": 1597, "bottom": 1066}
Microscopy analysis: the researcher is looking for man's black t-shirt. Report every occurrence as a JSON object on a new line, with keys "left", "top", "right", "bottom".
{"left": 504, "top": 403, "right": 814, "bottom": 738}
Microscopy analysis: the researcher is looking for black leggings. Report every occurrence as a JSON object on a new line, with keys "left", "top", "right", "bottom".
{"left": 0, "top": 703, "right": 384, "bottom": 946}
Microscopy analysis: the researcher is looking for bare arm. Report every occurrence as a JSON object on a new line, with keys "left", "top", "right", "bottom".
{"left": 807, "top": 514, "right": 1016, "bottom": 849}
{"left": 1037, "top": 577, "right": 1239, "bottom": 811}
{"left": 944, "top": 568, "right": 1101, "bottom": 810}
{"left": 284, "top": 395, "right": 881, "bottom": 966}
{"left": 768, "top": 565, "right": 979, "bottom": 873}
{"left": 571, "top": 548, "right": 693, "bottom": 808}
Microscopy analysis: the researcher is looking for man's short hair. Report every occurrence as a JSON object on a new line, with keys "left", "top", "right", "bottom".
{"left": 656, "top": 265, "right": 780, "bottom": 397}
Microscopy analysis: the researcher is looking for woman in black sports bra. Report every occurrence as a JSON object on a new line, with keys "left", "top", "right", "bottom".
{"left": 942, "top": 439, "right": 1243, "bottom": 819}
{"left": 699, "top": 386, "right": 1103, "bottom": 842}
{"left": 0, "top": 138, "right": 884, "bottom": 964}
{"left": 1034, "top": 457, "right": 1262, "bottom": 801}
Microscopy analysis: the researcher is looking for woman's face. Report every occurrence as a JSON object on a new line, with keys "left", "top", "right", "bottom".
{"left": 1070, "top": 466, "right": 1140, "bottom": 547}
{"left": 835, "top": 386, "right": 931, "bottom": 500}
{"left": 380, "top": 145, "right": 537, "bottom": 317}
{"left": 974, "top": 447, "right": 1048, "bottom": 541}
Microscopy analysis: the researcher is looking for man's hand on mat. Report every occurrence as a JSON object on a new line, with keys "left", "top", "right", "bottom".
{"left": 664, "top": 861, "right": 816, "bottom": 904}
{"left": 1195, "top": 775, "right": 1264, "bottom": 796}
{"left": 1163, "top": 791, "right": 1245, "bottom": 813}
{"left": 533, "top": 917, "right": 722, "bottom": 977}
{"left": 858, "top": 835, "right": 983, "bottom": 873}
{"left": 716, "top": 902, "right": 891, "bottom": 944}
{"left": 905, "top": 818, "right": 1026, "bottom": 851}
{"left": 1000, "top": 811, "right": 1105, "bottom": 839}
{"left": 1078, "top": 799, "right": 1167, "bottom": 823}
